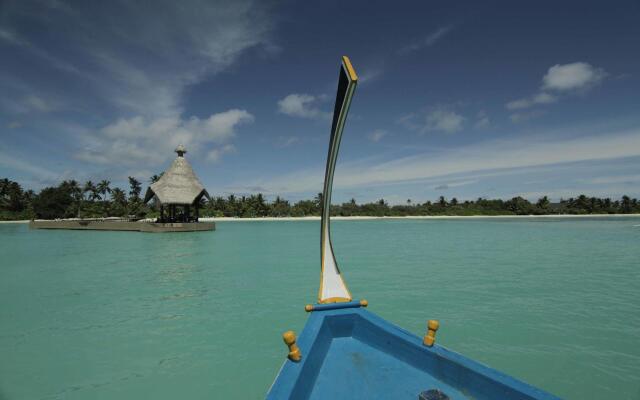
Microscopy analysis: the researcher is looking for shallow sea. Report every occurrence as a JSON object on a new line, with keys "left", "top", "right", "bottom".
{"left": 1, "top": 218, "right": 639, "bottom": 399}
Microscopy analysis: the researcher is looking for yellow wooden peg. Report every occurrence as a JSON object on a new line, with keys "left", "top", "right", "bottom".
{"left": 283, "top": 331, "right": 302, "bottom": 362}
{"left": 360, "top": 299, "right": 368, "bottom": 307}
{"left": 423, "top": 319, "right": 439, "bottom": 347}
{"left": 305, "top": 304, "right": 314, "bottom": 312}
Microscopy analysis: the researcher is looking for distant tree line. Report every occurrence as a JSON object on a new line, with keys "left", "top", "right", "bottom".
{"left": 1, "top": 176, "right": 639, "bottom": 220}
{"left": 0, "top": 177, "right": 144, "bottom": 220}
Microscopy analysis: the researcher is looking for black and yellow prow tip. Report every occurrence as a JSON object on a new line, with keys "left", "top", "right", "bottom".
{"left": 342, "top": 56, "right": 358, "bottom": 82}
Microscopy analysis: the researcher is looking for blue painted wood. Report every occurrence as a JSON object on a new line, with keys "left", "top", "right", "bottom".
{"left": 266, "top": 306, "right": 560, "bottom": 400}
{"left": 308, "top": 301, "right": 363, "bottom": 312}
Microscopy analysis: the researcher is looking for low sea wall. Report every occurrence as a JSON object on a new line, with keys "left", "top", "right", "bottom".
{"left": 29, "top": 220, "right": 215, "bottom": 232}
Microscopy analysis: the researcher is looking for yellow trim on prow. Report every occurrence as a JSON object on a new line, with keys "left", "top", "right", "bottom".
{"left": 319, "top": 296, "right": 351, "bottom": 304}
{"left": 342, "top": 56, "right": 358, "bottom": 82}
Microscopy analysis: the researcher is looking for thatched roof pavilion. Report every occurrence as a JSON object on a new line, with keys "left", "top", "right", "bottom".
{"left": 144, "top": 145, "right": 210, "bottom": 222}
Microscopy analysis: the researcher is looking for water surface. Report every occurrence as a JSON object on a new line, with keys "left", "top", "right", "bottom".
{"left": 1, "top": 218, "right": 639, "bottom": 399}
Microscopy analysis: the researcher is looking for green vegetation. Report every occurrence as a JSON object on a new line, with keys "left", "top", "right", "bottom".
{"left": 1, "top": 177, "right": 639, "bottom": 220}
{"left": 0, "top": 177, "right": 147, "bottom": 220}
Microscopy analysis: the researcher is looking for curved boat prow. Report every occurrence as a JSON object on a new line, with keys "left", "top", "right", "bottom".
{"left": 266, "top": 57, "right": 560, "bottom": 400}
{"left": 318, "top": 56, "right": 358, "bottom": 304}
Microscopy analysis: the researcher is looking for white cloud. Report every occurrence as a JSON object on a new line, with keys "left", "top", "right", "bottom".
{"left": 542, "top": 62, "right": 607, "bottom": 91}
{"left": 22, "top": 95, "right": 58, "bottom": 112}
{"left": 400, "top": 108, "right": 465, "bottom": 134}
{"left": 275, "top": 136, "right": 300, "bottom": 148}
{"left": 474, "top": 111, "right": 490, "bottom": 129}
{"left": 506, "top": 92, "right": 557, "bottom": 110}
{"left": 368, "top": 129, "right": 387, "bottom": 142}
{"left": 240, "top": 127, "right": 640, "bottom": 194}
{"left": 76, "top": 109, "right": 254, "bottom": 166}
{"left": 434, "top": 180, "right": 478, "bottom": 190}
{"left": 400, "top": 25, "right": 454, "bottom": 54}
{"left": 579, "top": 174, "right": 640, "bottom": 185}
{"left": 509, "top": 110, "right": 545, "bottom": 123}
{"left": 277, "top": 94, "right": 329, "bottom": 119}
{"left": 0, "top": 28, "right": 27, "bottom": 46}
{"left": 358, "top": 68, "right": 383, "bottom": 84}
{"left": 425, "top": 109, "right": 464, "bottom": 133}
{"left": 505, "top": 62, "right": 606, "bottom": 115}
{"left": 207, "top": 144, "right": 237, "bottom": 163}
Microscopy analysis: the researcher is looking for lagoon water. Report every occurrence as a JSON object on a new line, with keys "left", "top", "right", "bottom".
{"left": 1, "top": 218, "right": 639, "bottom": 399}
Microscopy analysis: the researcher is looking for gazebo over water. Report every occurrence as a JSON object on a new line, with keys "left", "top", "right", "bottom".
{"left": 144, "top": 145, "right": 210, "bottom": 223}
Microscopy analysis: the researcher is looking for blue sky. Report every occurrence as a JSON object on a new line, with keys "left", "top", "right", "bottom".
{"left": 1, "top": 0, "right": 639, "bottom": 204}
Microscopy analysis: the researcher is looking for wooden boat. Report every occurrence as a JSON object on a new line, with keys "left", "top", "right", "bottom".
{"left": 266, "top": 56, "right": 560, "bottom": 400}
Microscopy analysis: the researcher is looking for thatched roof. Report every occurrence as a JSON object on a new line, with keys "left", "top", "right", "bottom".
{"left": 144, "top": 145, "right": 210, "bottom": 205}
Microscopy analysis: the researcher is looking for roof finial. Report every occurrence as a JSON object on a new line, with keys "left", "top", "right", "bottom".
{"left": 175, "top": 144, "right": 187, "bottom": 157}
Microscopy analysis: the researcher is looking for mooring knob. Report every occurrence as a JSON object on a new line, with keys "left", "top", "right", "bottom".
{"left": 283, "top": 330, "right": 302, "bottom": 362}
{"left": 423, "top": 319, "right": 440, "bottom": 347}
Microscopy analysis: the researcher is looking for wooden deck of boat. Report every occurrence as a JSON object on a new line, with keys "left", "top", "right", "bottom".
{"left": 267, "top": 306, "right": 559, "bottom": 400}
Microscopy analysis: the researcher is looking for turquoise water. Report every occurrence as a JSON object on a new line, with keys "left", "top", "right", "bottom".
{"left": 1, "top": 218, "right": 639, "bottom": 399}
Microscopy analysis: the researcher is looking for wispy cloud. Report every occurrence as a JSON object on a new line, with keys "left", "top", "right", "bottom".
{"left": 433, "top": 180, "right": 478, "bottom": 190}
{"left": 358, "top": 67, "right": 384, "bottom": 84}
{"left": 3, "top": 8, "right": 270, "bottom": 110}
{"left": 474, "top": 111, "right": 490, "bottom": 129}
{"left": 509, "top": 110, "right": 546, "bottom": 123}
{"left": 207, "top": 144, "right": 237, "bottom": 163}
{"left": 579, "top": 174, "right": 640, "bottom": 185}
{"left": 506, "top": 62, "right": 607, "bottom": 118}
{"left": 506, "top": 92, "right": 557, "bottom": 110}
{"left": 275, "top": 136, "right": 300, "bottom": 148}
{"left": 400, "top": 107, "right": 465, "bottom": 134}
{"left": 239, "top": 127, "right": 640, "bottom": 194}
{"left": 399, "top": 25, "right": 454, "bottom": 54}
{"left": 277, "top": 94, "right": 330, "bottom": 119}
{"left": 0, "top": 149, "right": 62, "bottom": 183}
{"left": 368, "top": 129, "right": 387, "bottom": 142}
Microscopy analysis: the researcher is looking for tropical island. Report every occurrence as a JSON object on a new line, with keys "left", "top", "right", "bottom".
{"left": 1, "top": 176, "right": 639, "bottom": 221}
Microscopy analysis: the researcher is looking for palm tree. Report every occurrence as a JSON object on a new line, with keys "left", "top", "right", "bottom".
{"left": 64, "top": 180, "right": 83, "bottom": 217}
{"left": 438, "top": 196, "right": 447, "bottom": 208}
{"left": 314, "top": 192, "right": 323, "bottom": 213}
{"left": 83, "top": 180, "right": 97, "bottom": 202}
{"left": 109, "top": 187, "right": 127, "bottom": 217}
{"left": 128, "top": 177, "right": 142, "bottom": 200}
{"left": 97, "top": 180, "right": 111, "bottom": 200}
{"left": 621, "top": 195, "right": 632, "bottom": 213}
{"left": 111, "top": 188, "right": 126, "bottom": 204}
{"left": 536, "top": 196, "right": 550, "bottom": 210}
{"left": 149, "top": 173, "right": 164, "bottom": 184}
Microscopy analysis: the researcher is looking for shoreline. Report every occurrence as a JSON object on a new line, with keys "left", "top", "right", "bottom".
{"left": 3, "top": 214, "right": 640, "bottom": 224}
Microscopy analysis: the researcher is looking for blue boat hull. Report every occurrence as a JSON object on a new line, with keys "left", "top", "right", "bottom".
{"left": 267, "top": 305, "right": 559, "bottom": 399}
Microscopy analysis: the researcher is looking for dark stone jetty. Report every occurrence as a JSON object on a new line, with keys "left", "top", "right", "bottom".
{"left": 29, "top": 219, "right": 215, "bottom": 232}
